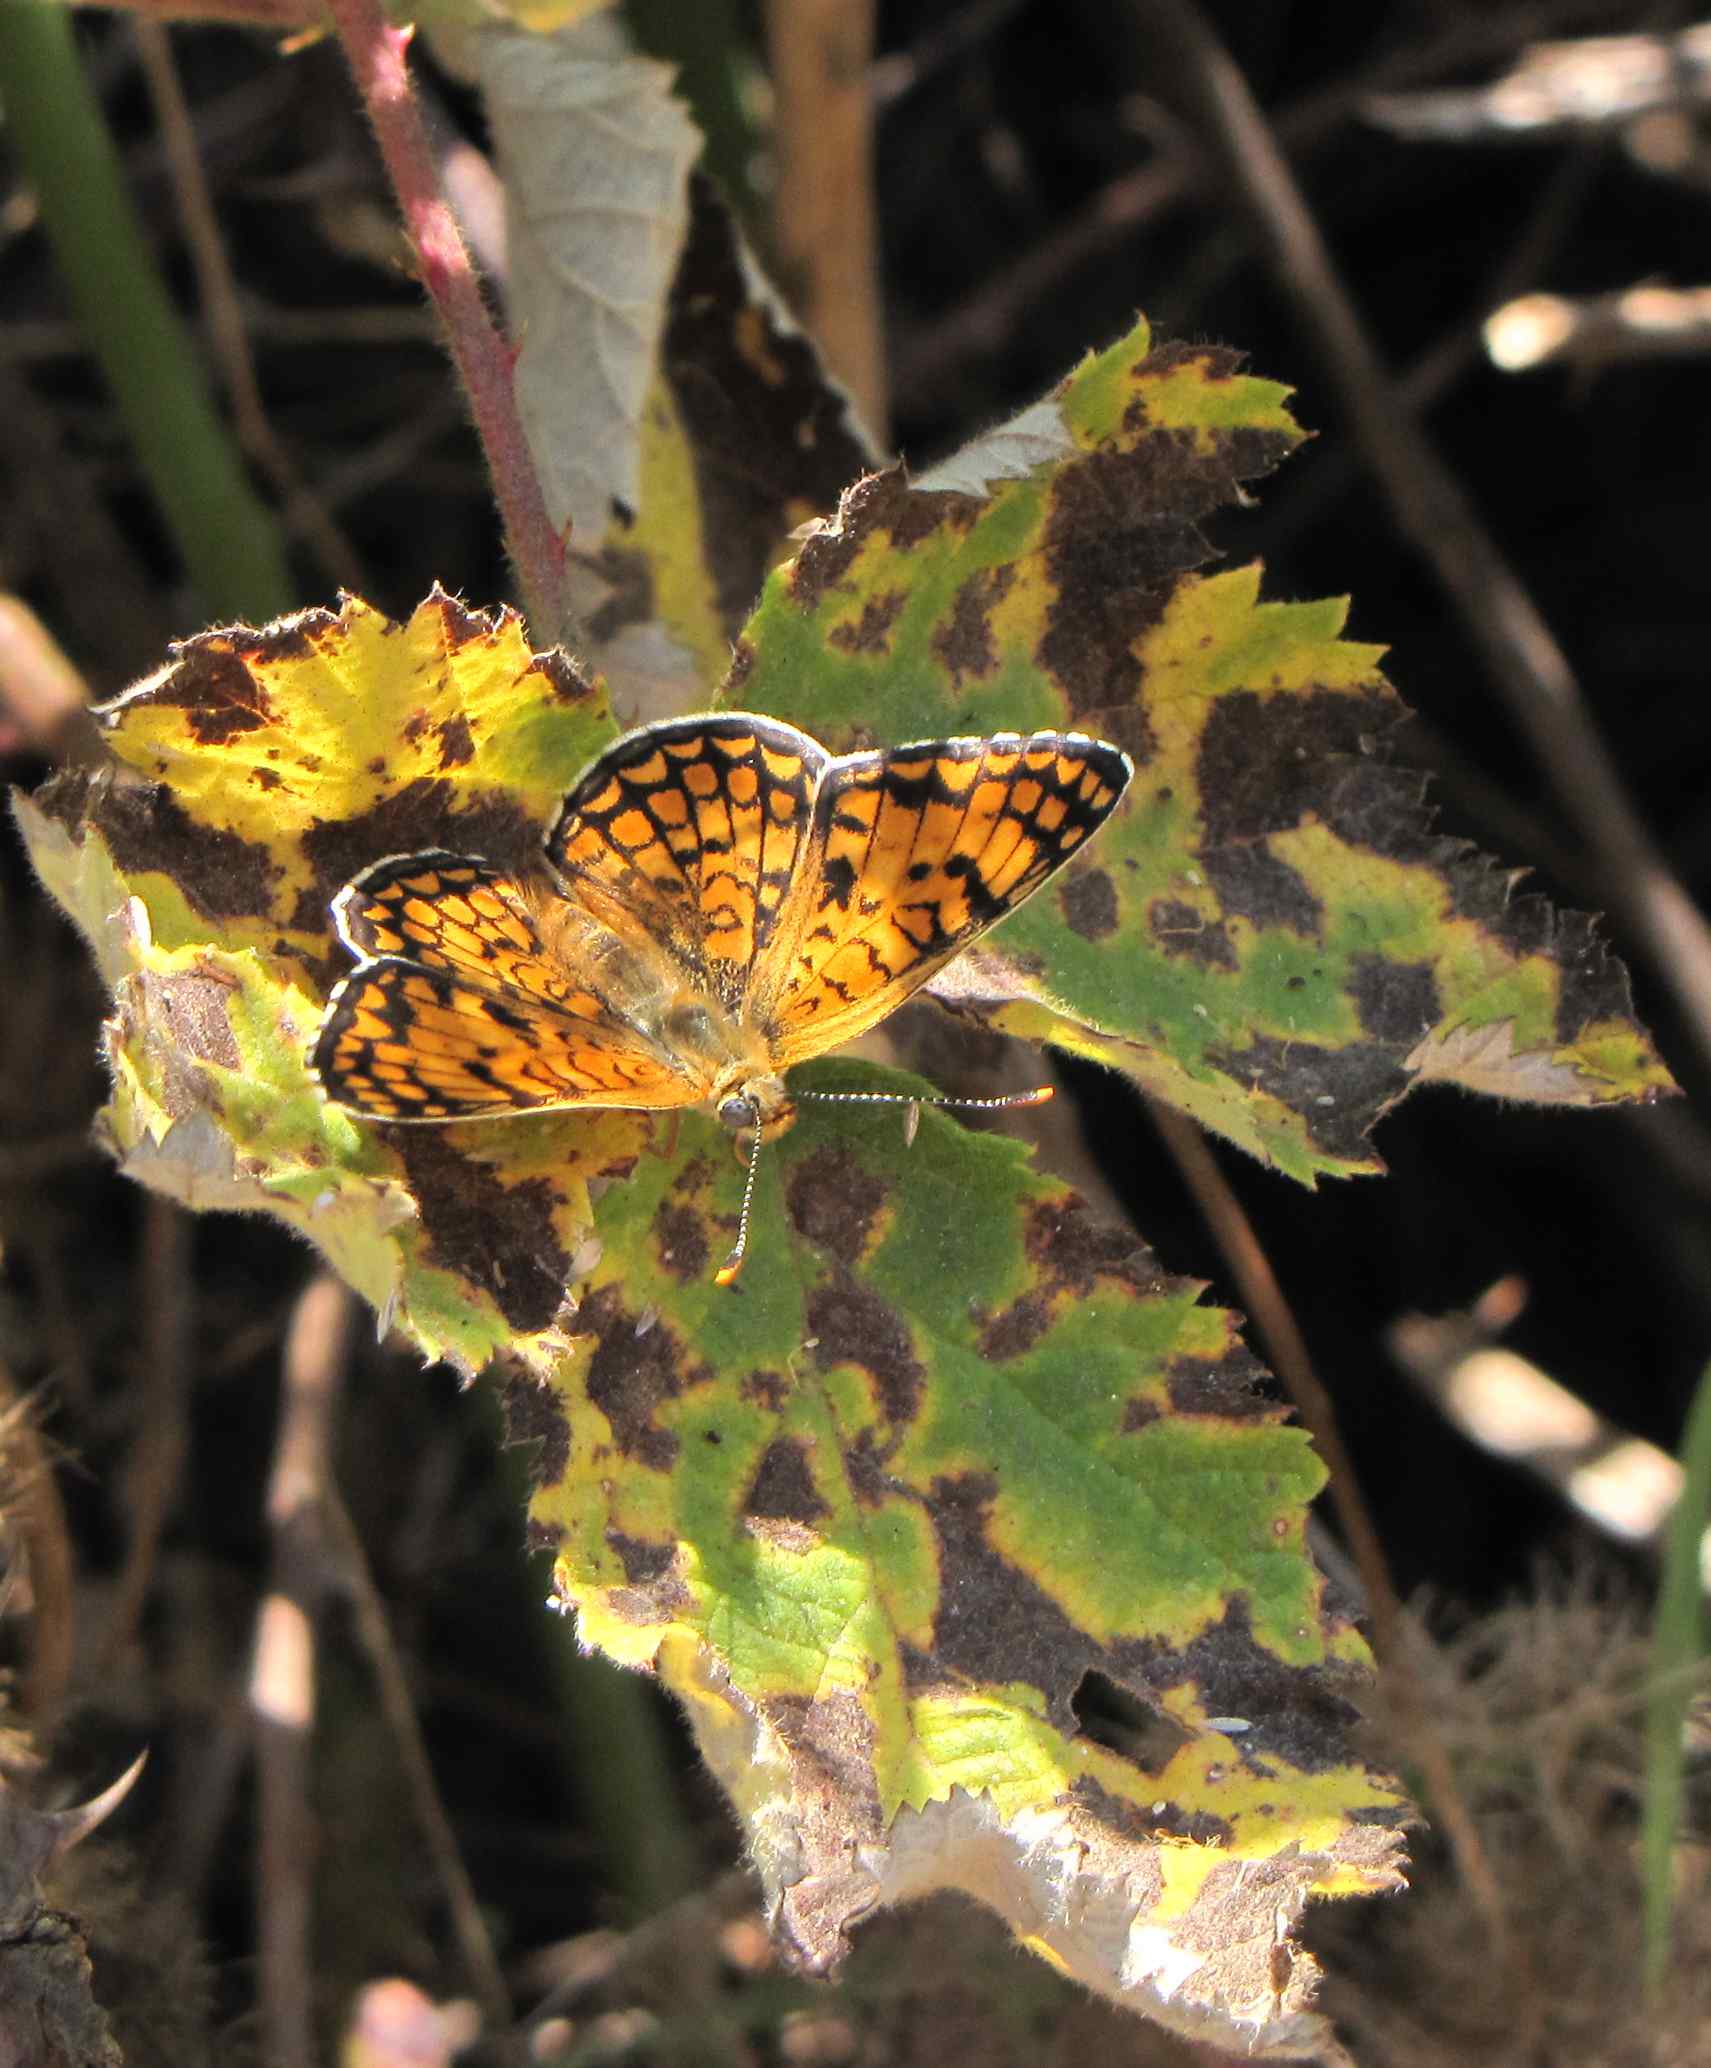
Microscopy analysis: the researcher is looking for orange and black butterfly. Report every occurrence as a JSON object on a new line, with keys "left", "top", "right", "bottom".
{"left": 313, "top": 713, "right": 1131, "bottom": 1277}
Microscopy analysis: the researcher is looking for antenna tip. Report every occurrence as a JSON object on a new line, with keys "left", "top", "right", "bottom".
{"left": 714, "top": 1251, "right": 744, "bottom": 1287}
{"left": 1020, "top": 1084, "right": 1054, "bottom": 1106}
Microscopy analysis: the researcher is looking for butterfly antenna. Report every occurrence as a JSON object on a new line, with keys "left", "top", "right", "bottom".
{"left": 715, "top": 1102, "right": 765, "bottom": 1287}
{"left": 799, "top": 1085, "right": 1054, "bottom": 1116}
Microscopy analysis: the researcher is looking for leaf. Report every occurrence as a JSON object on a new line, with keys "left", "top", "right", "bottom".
{"left": 484, "top": 19, "right": 700, "bottom": 549}
{"left": 485, "top": 18, "right": 872, "bottom": 715}
{"left": 18, "top": 559, "right": 1406, "bottom": 2051}
{"left": 20, "top": 589, "right": 632, "bottom": 1378}
{"left": 518, "top": 1058, "right": 1405, "bottom": 2052}
{"left": 721, "top": 318, "right": 1675, "bottom": 1177}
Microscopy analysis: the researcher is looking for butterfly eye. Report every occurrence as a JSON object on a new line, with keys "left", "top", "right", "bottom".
{"left": 717, "top": 1094, "right": 756, "bottom": 1132}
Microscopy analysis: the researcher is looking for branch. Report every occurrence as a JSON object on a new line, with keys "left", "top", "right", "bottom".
{"left": 327, "top": 0, "right": 570, "bottom": 644}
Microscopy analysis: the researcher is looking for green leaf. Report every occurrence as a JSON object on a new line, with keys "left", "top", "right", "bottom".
{"left": 723, "top": 318, "right": 1675, "bottom": 1178}
{"left": 518, "top": 1056, "right": 1406, "bottom": 2041}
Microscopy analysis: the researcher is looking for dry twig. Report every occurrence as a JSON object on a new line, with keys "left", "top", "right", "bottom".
{"left": 765, "top": 0, "right": 888, "bottom": 442}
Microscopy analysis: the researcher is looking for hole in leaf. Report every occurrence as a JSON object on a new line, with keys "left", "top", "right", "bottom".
{"left": 1070, "top": 1669, "right": 1193, "bottom": 1776}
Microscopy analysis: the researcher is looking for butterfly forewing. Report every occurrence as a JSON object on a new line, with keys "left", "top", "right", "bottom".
{"left": 761, "top": 731, "right": 1131, "bottom": 1066}
{"left": 545, "top": 714, "right": 829, "bottom": 1018}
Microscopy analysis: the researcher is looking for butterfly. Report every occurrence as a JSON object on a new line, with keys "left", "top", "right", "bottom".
{"left": 313, "top": 713, "right": 1131, "bottom": 1278}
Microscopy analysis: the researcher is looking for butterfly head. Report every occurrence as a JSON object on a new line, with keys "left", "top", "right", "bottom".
{"left": 714, "top": 1072, "right": 796, "bottom": 1145}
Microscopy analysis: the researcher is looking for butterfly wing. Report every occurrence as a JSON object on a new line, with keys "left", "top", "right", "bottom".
{"left": 314, "top": 851, "right": 705, "bottom": 1120}
{"left": 545, "top": 714, "right": 829, "bottom": 1021}
{"left": 757, "top": 731, "right": 1131, "bottom": 1066}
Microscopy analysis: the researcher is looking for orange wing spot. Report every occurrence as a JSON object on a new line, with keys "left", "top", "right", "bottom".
{"left": 389, "top": 1079, "right": 431, "bottom": 1102}
{"left": 986, "top": 833, "right": 1042, "bottom": 900}
{"left": 1010, "top": 779, "right": 1043, "bottom": 815}
{"left": 626, "top": 750, "right": 669, "bottom": 785}
{"left": 768, "top": 788, "right": 799, "bottom": 821}
{"left": 1036, "top": 795, "right": 1068, "bottom": 831}
{"left": 1024, "top": 747, "right": 1057, "bottom": 772}
{"left": 888, "top": 756, "right": 933, "bottom": 782}
{"left": 760, "top": 747, "right": 804, "bottom": 781}
{"left": 1059, "top": 823, "right": 1087, "bottom": 847}
{"left": 664, "top": 737, "right": 703, "bottom": 760}
{"left": 651, "top": 787, "right": 690, "bottom": 827}
{"left": 934, "top": 758, "right": 979, "bottom": 795}
{"left": 712, "top": 732, "right": 756, "bottom": 759}
{"left": 684, "top": 760, "right": 719, "bottom": 798}
{"left": 585, "top": 778, "right": 625, "bottom": 810}
{"left": 727, "top": 764, "right": 759, "bottom": 805}
{"left": 610, "top": 808, "right": 655, "bottom": 850}
{"left": 436, "top": 895, "right": 477, "bottom": 927}
{"left": 983, "top": 751, "right": 1020, "bottom": 777}
{"left": 401, "top": 874, "right": 442, "bottom": 897}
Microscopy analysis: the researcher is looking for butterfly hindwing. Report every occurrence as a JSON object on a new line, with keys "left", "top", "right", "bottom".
{"left": 314, "top": 957, "right": 701, "bottom": 1120}
{"left": 318, "top": 850, "right": 705, "bottom": 1119}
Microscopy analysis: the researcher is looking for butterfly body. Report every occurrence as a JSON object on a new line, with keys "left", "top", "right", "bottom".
{"left": 313, "top": 713, "right": 1131, "bottom": 1145}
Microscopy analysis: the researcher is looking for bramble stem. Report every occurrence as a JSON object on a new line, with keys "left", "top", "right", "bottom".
{"left": 327, "top": 0, "right": 570, "bottom": 644}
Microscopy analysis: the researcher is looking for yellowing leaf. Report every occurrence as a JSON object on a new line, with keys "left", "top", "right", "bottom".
{"left": 723, "top": 318, "right": 1675, "bottom": 1175}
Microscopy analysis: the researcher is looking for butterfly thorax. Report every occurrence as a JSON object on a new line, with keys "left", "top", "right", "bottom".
{"left": 530, "top": 886, "right": 795, "bottom": 1137}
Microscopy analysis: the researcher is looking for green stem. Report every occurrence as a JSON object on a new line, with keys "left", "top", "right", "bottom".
{"left": 0, "top": 9, "right": 294, "bottom": 624}
{"left": 1643, "top": 1356, "right": 1711, "bottom": 1995}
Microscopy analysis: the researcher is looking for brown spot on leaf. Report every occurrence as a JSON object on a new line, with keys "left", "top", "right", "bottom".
{"left": 1148, "top": 897, "right": 1238, "bottom": 970}
{"left": 523, "top": 646, "right": 598, "bottom": 704}
{"left": 395, "top": 1131, "right": 571, "bottom": 1336}
{"left": 1111, "top": 1596, "right": 1370, "bottom": 1776}
{"left": 1164, "top": 1349, "right": 1276, "bottom": 1420}
{"left": 294, "top": 778, "right": 542, "bottom": 934}
{"left": 605, "top": 1529, "right": 676, "bottom": 1584}
{"left": 723, "top": 638, "right": 756, "bottom": 696}
{"left": 581, "top": 1282, "right": 712, "bottom": 1471}
{"left": 662, "top": 175, "right": 874, "bottom": 635}
{"left": 1204, "top": 1031, "right": 1406, "bottom": 1161}
{"left": 1073, "top": 1773, "right": 1234, "bottom": 1851}
{"left": 1023, "top": 1195, "right": 1163, "bottom": 1299}
{"left": 930, "top": 563, "right": 1014, "bottom": 691}
{"left": 808, "top": 1278, "right": 922, "bottom": 1426}
{"left": 653, "top": 1200, "right": 711, "bottom": 1281}
{"left": 429, "top": 586, "right": 511, "bottom": 650}
{"left": 787, "top": 1146, "right": 887, "bottom": 1267}
{"left": 745, "top": 1436, "right": 829, "bottom": 1525}
{"left": 434, "top": 715, "right": 474, "bottom": 769}
{"left": 152, "top": 968, "right": 242, "bottom": 1071}
{"left": 1199, "top": 841, "right": 1323, "bottom": 940}
{"left": 828, "top": 589, "right": 906, "bottom": 656}
{"left": 501, "top": 1369, "right": 572, "bottom": 1488}
{"left": 525, "top": 1516, "right": 565, "bottom": 1553}
{"left": 977, "top": 1291, "right": 1050, "bottom": 1362}
{"left": 841, "top": 1426, "right": 896, "bottom": 1508}
{"left": 139, "top": 632, "right": 278, "bottom": 744}
{"left": 1347, "top": 953, "right": 1440, "bottom": 1047}
{"left": 1120, "top": 1396, "right": 1160, "bottom": 1432}
{"left": 742, "top": 1368, "right": 790, "bottom": 1412}
{"left": 928, "top": 1472, "right": 1094, "bottom": 1730}
{"left": 1059, "top": 866, "right": 1118, "bottom": 940}
{"left": 96, "top": 781, "right": 283, "bottom": 923}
